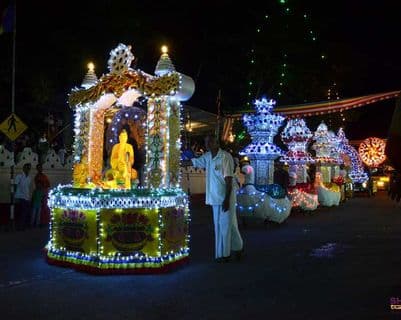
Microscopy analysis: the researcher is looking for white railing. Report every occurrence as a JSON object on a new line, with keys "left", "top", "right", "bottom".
{"left": 0, "top": 146, "right": 73, "bottom": 169}
{"left": 0, "top": 146, "right": 209, "bottom": 202}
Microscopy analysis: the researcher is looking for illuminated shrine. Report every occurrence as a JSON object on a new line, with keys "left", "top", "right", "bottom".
{"left": 311, "top": 122, "right": 339, "bottom": 183}
{"left": 46, "top": 44, "right": 195, "bottom": 273}
{"left": 280, "top": 118, "right": 314, "bottom": 184}
{"left": 309, "top": 122, "right": 341, "bottom": 207}
{"left": 280, "top": 118, "right": 318, "bottom": 211}
{"left": 240, "top": 98, "right": 284, "bottom": 186}
{"left": 337, "top": 128, "right": 368, "bottom": 183}
{"left": 328, "top": 130, "right": 342, "bottom": 177}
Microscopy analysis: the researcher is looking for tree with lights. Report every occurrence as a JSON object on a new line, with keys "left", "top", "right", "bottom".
{"left": 245, "top": 1, "right": 330, "bottom": 107}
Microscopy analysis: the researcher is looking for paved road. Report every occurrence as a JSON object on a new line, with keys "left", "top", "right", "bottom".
{"left": 1, "top": 192, "right": 401, "bottom": 319}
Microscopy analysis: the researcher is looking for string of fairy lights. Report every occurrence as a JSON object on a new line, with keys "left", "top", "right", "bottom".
{"left": 246, "top": 0, "right": 328, "bottom": 107}
{"left": 327, "top": 82, "right": 346, "bottom": 125}
{"left": 45, "top": 44, "right": 196, "bottom": 273}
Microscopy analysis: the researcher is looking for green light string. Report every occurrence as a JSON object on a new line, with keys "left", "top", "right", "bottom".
{"left": 246, "top": 1, "right": 328, "bottom": 106}
{"left": 327, "top": 82, "right": 346, "bottom": 128}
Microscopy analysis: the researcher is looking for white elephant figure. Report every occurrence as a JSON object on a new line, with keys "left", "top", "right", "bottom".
{"left": 237, "top": 163, "right": 291, "bottom": 223}
{"left": 315, "top": 172, "right": 341, "bottom": 207}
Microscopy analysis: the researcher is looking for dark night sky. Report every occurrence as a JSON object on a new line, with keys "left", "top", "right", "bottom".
{"left": 1, "top": 0, "right": 401, "bottom": 140}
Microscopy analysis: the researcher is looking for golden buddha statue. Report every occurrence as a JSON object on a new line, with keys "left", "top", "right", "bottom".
{"left": 109, "top": 130, "right": 136, "bottom": 189}
{"left": 73, "top": 162, "right": 88, "bottom": 188}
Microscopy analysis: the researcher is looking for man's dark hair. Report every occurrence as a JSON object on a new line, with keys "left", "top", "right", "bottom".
{"left": 204, "top": 133, "right": 219, "bottom": 145}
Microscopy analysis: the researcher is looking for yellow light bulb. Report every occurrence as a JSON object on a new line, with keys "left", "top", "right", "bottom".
{"left": 161, "top": 45, "right": 168, "bottom": 54}
{"left": 87, "top": 62, "right": 95, "bottom": 72}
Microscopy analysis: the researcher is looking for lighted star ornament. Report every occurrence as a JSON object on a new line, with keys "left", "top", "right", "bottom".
{"left": 359, "top": 137, "right": 386, "bottom": 167}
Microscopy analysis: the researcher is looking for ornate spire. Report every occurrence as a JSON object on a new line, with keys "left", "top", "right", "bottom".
{"left": 312, "top": 121, "right": 336, "bottom": 162}
{"left": 81, "top": 62, "right": 98, "bottom": 89}
{"left": 240, "top": 98, "right": 284, "bottom": 157}
{"left": 280, "top": 118, "right": 314, "bottom": 164}
{"left": 155, "top": 45, "right": 176, "bottom": 76}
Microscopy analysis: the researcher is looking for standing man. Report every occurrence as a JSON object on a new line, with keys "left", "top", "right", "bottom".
{"left": 274, "top": 161, "right": 290, "bottom": 196}
{"left": 38, "top": 133, "right": 49, "bottom": 165}
{"left": 183, "top": 134, "right": 243, "bottom": 262}
{"left": 58, "top": 143, "right": 66, "bottom": 166}
{"left": 31, "top": 164, "right": 50, "bottom": 227}
{"left": 14, "top": 163, "right": 32, "bottom": 230}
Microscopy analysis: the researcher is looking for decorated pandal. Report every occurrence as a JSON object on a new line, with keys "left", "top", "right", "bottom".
{"left": 237, "top": 97, "right": 368, "bottom": 215}
{"left": 280, "top": 118, "right": 319, "bottom": 211}
{"left": 237, "top": 98, "right": 292, "bottom": 223}
{"left": 46, "top": 44, "right": 195, "bottom": 273}
{"left": 337, "top": 128, "right": 368, "bottom": 183}
{"left": 311, "top": 122, "right": 341, "bottom": 207}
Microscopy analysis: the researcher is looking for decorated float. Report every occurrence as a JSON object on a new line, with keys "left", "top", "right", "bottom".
{"left": 237, "top": 98, "right": 291, "bottom": 224}
{"left": 46, "top": 44, "right": 195, "bottom": 273}
{"left": 240, "top": 98, "right": 284, "bottom": 186}
{"left": 312, "top": 122, "right": 337, "bottom": 182}
{"left": 337, "top": 128, "right": 368, "bottom": 184}
{"left": 280, "top": 118, "right": 318, "bottom": 211}
{"left": 311, "top": 122, "right": 341, "bottom": 206}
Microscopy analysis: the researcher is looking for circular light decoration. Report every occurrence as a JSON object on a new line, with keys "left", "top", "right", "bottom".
{"left": 358, "top": 137, "right": 386, "bottom": 167}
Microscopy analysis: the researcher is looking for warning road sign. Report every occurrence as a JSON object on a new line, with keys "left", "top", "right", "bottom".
{"left": 0, "top": 113, "right": 28, "bottom": 141}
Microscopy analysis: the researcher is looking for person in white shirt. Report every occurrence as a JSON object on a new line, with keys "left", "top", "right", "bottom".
{"left": 184, "top": 135, "right": 243, "bottom": 262}
{"left": 58, "top": 145, "right": 66, "bottom": 166}
{"left": 14, "top": 163, "right": 32, "bottom": 230}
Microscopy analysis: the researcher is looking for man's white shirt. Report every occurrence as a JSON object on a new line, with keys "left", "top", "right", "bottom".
{"left": 14, "top": 173, "right": 32, "bottom": 201}
{"left": 191, "top": 148, "right": 234, "bottom": 205}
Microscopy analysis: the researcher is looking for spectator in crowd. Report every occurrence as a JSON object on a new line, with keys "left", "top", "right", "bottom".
{"left": 14, "top": 163, "right": 32, "bottom": 230}
{"left": 31, "top": 164, "right": 50, "bottom": 227}
{"left": 307, "top": 163, "right": 316, "bottom": 185}
{"left": 58, "top": 143, "right": 66, "bottom": 165}
{"left": 38, "top": 132, "right": 49, "bottom": 164}
{"left": 274, "top": 160, "right": 290, "bottom": 196}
